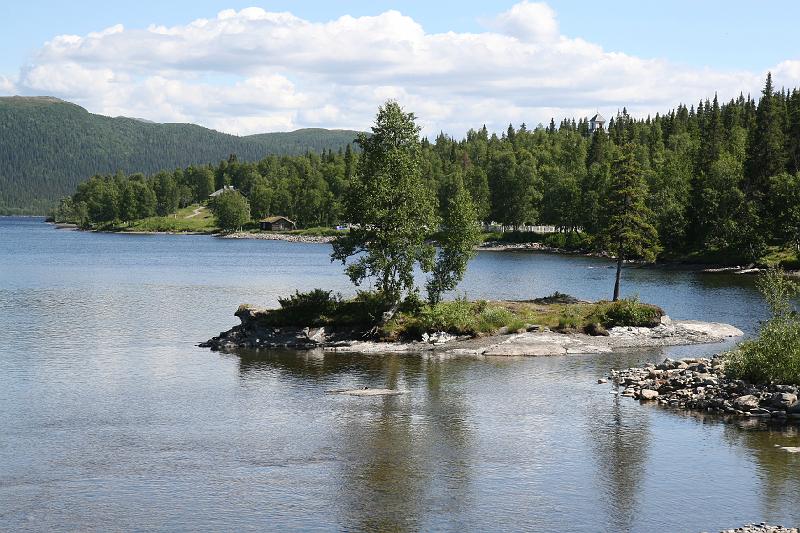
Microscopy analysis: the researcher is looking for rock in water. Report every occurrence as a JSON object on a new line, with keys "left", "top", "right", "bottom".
{"left": 770, "top": 392, "right": 798, "bottom": 409}
{"left": 639, "top": 389, "right": 659, "bottom": 401}
{"left": 326, "top": 388, "right": 407, "bottom": 396}
{"left": 305, "top": 327, "right": 326, "bottom": 344}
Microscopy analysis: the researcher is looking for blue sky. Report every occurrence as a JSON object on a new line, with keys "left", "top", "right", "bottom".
{"left": 2, "top": 1, "right": 799, "bottom": 134}
{"left": 4, "top": 1, "right": 798, "bottom": 72}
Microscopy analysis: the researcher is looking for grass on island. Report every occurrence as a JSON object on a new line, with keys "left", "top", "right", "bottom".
{"left": 246, "top": 289, "right": 664, "bottom": 341}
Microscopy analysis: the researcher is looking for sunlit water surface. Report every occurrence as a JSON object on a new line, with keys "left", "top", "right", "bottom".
{"left": 1, "top": 217, "right": 798, "bottom": 532}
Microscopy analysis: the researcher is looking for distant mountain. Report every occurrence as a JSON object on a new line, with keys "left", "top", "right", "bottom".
{"left": 0, "top": 96, "right": 360, "bottom": 214}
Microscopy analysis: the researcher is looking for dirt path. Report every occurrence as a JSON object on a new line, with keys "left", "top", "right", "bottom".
{"left": 185, "top": 206, "right": 205, "bottom": 219}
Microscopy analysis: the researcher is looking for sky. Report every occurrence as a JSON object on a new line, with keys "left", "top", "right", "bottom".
{"left": 2, "top": 1, "right": 800, "bottom": 136}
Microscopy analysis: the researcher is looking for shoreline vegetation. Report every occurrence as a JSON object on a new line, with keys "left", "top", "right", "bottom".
{"left": 47, "top": 218, "right": 798, "bottom": 275}
{"left": 56, "top": 101, "right": 800, "bottom": 429}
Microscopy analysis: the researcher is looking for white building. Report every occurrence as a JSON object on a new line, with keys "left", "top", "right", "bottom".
{"left": 589, "top": 113, "right": 606, "bottom": 134}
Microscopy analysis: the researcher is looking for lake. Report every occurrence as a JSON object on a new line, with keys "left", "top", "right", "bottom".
{"left": 1, "top": 217, "right": 798, "bottom": 532}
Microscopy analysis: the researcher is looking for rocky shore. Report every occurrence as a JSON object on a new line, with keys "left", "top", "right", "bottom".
{"left": 714, "top": 525, "right": 798, "bottom": 533}
{"left": 201, "top": 306, "right": 743, "bottom": 357}
{"left": 220, "top": 231, "right": 336, "bottom": 243}
{"left": 609, "top": 356, "right": 800, "bottom": 421}
{"left": 478, "top": 240, "right": 564, "bottom": 252}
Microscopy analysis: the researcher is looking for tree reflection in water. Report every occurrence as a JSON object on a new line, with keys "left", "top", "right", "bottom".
{"left": 233, "top": 348, "right": 473, "bottom": 532}
{"left": 585, "top": 386, "right": 651, "bottom": 532}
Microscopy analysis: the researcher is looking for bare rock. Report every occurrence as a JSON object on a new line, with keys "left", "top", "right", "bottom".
{"left": 733, "top": 395, "right": 760, "bottom": 411}
{"left": 305, "top": 327, "right": 327, "bottom": 343}
{"left": 770, "top": 392, "right": 798, "bottom": 409}
{"left": 639, "top": 389, "right": 659, "bottom": 401}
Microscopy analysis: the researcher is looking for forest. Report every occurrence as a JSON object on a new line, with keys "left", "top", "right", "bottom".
{"left": 56, "top": 74, "right": 800, "bottom": 264}
{"left": 0, "top": 96, "right": 359, "bottom": 214}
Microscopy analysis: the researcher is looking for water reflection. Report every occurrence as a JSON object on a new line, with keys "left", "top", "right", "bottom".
{"left": 586, "top": 386, "right": 651, "bottom": 532}
{"left": 232, "top": 349, "right": 474, "bottom": 531}
{"left": 721, "top": 422, "right": 800, "bottom": 520}
{"left": 6, "top": 218, "right": 800, "bottom": 532}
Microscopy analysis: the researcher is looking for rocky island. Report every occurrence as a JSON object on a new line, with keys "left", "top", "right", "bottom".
{"left": 201, "top": 295, "right": 743, "bottom": 357}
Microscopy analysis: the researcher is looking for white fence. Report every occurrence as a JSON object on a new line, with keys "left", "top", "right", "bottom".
{"left": 482, "top": 223, "right": 561, "bottom": 234}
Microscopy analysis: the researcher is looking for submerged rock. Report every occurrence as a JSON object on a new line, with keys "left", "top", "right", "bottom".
{"left": 326, "top": 388, "right": 407, "bottom": 396}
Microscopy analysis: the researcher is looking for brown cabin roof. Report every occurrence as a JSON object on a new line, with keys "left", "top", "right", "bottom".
{"left": 260, "top": 216, "right": 295, "bottom": 224}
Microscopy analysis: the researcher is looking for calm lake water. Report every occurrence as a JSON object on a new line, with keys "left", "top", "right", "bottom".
{"left": 1, "top": 217, "right": 798, "bottom": 532}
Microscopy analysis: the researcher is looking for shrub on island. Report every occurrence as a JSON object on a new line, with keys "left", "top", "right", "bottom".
{"left": 248, "top": 289, "right": 663, "bottom": 341}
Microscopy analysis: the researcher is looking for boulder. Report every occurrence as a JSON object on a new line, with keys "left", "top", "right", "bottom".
{"left": 305, "top": 327, "right": 327, "bottom": 344}
{"left": 733, "top": 394, "right": 760, "bottom": 411}
{"left": 657, "top": 358, "right": 676, "bottom": 370}
{"left": 770, "top": 392, "right": 798, "bottom": 409}
{"left": 639, "top": 389, "right": 659, "bottom": 401}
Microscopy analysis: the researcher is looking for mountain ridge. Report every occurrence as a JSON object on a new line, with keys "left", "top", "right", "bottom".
{"left": 0, "top": 96, "right": 361, "bottom": 214}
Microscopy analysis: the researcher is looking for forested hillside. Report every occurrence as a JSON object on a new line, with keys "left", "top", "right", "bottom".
{"left": 0, "top": 96, "right": 359, "bottom": 214}
{"left": 57, "top": 74, "right": 800, "bottom": 264}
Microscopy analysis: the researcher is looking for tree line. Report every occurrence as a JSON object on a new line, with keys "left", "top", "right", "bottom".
{"left": 57, "top": 73, "right": 800, "bottom": 262}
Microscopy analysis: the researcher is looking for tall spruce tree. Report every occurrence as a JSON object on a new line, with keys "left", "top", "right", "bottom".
{"left": 602, "top": 144, "right": 661, "bottom": 301}
{"left": 746, "top": 73, "right": 787, "bottom": 197}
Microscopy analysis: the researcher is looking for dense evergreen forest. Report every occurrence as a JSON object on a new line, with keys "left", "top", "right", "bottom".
{"left": 0, "top": 96, "right": 360, "bottom": 214}
{"left": 58, "top": 74, "right": 800, "bottom": 263}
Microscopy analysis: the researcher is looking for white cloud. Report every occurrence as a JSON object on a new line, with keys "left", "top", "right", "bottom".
{"left": 4, "top": 3, "right": 796, "bottom": 135}
{"left": 489, "top": 1, "right": 559, "bottom": 43}
{"left": 0, "top": 75, "right": 15, "bottom": 94}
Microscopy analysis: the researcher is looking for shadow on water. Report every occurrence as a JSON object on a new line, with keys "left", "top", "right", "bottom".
{"left": 724, "top": 423, "right": 800, "bottom": 519}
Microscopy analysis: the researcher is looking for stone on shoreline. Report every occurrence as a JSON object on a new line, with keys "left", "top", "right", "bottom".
{"left": 716, "top": 525, "right": 798, "bottom": 533}
{"left": 609, "top": 356, "right": 799, "bottom": 424}
{"left": 639, "top": 389, "right": 659, "bottom": 401}
{"left": 221, "top": 231, "right": 335, "bottom": 244}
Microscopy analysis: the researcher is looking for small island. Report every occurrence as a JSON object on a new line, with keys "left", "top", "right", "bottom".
{"left": 201, "top": 291, "right": 743, "bottom": 356}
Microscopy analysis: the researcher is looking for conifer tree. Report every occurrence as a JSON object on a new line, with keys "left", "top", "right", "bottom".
{"left": 746, "top": 73, "right": 787, "bottom": 197}
{"left": 602, "top": 144, "right": 661, "bottom": 301}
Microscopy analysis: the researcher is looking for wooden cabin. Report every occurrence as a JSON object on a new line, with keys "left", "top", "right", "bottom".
{"left": 259, "top": 216, "right": 296, "bottom": 231}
